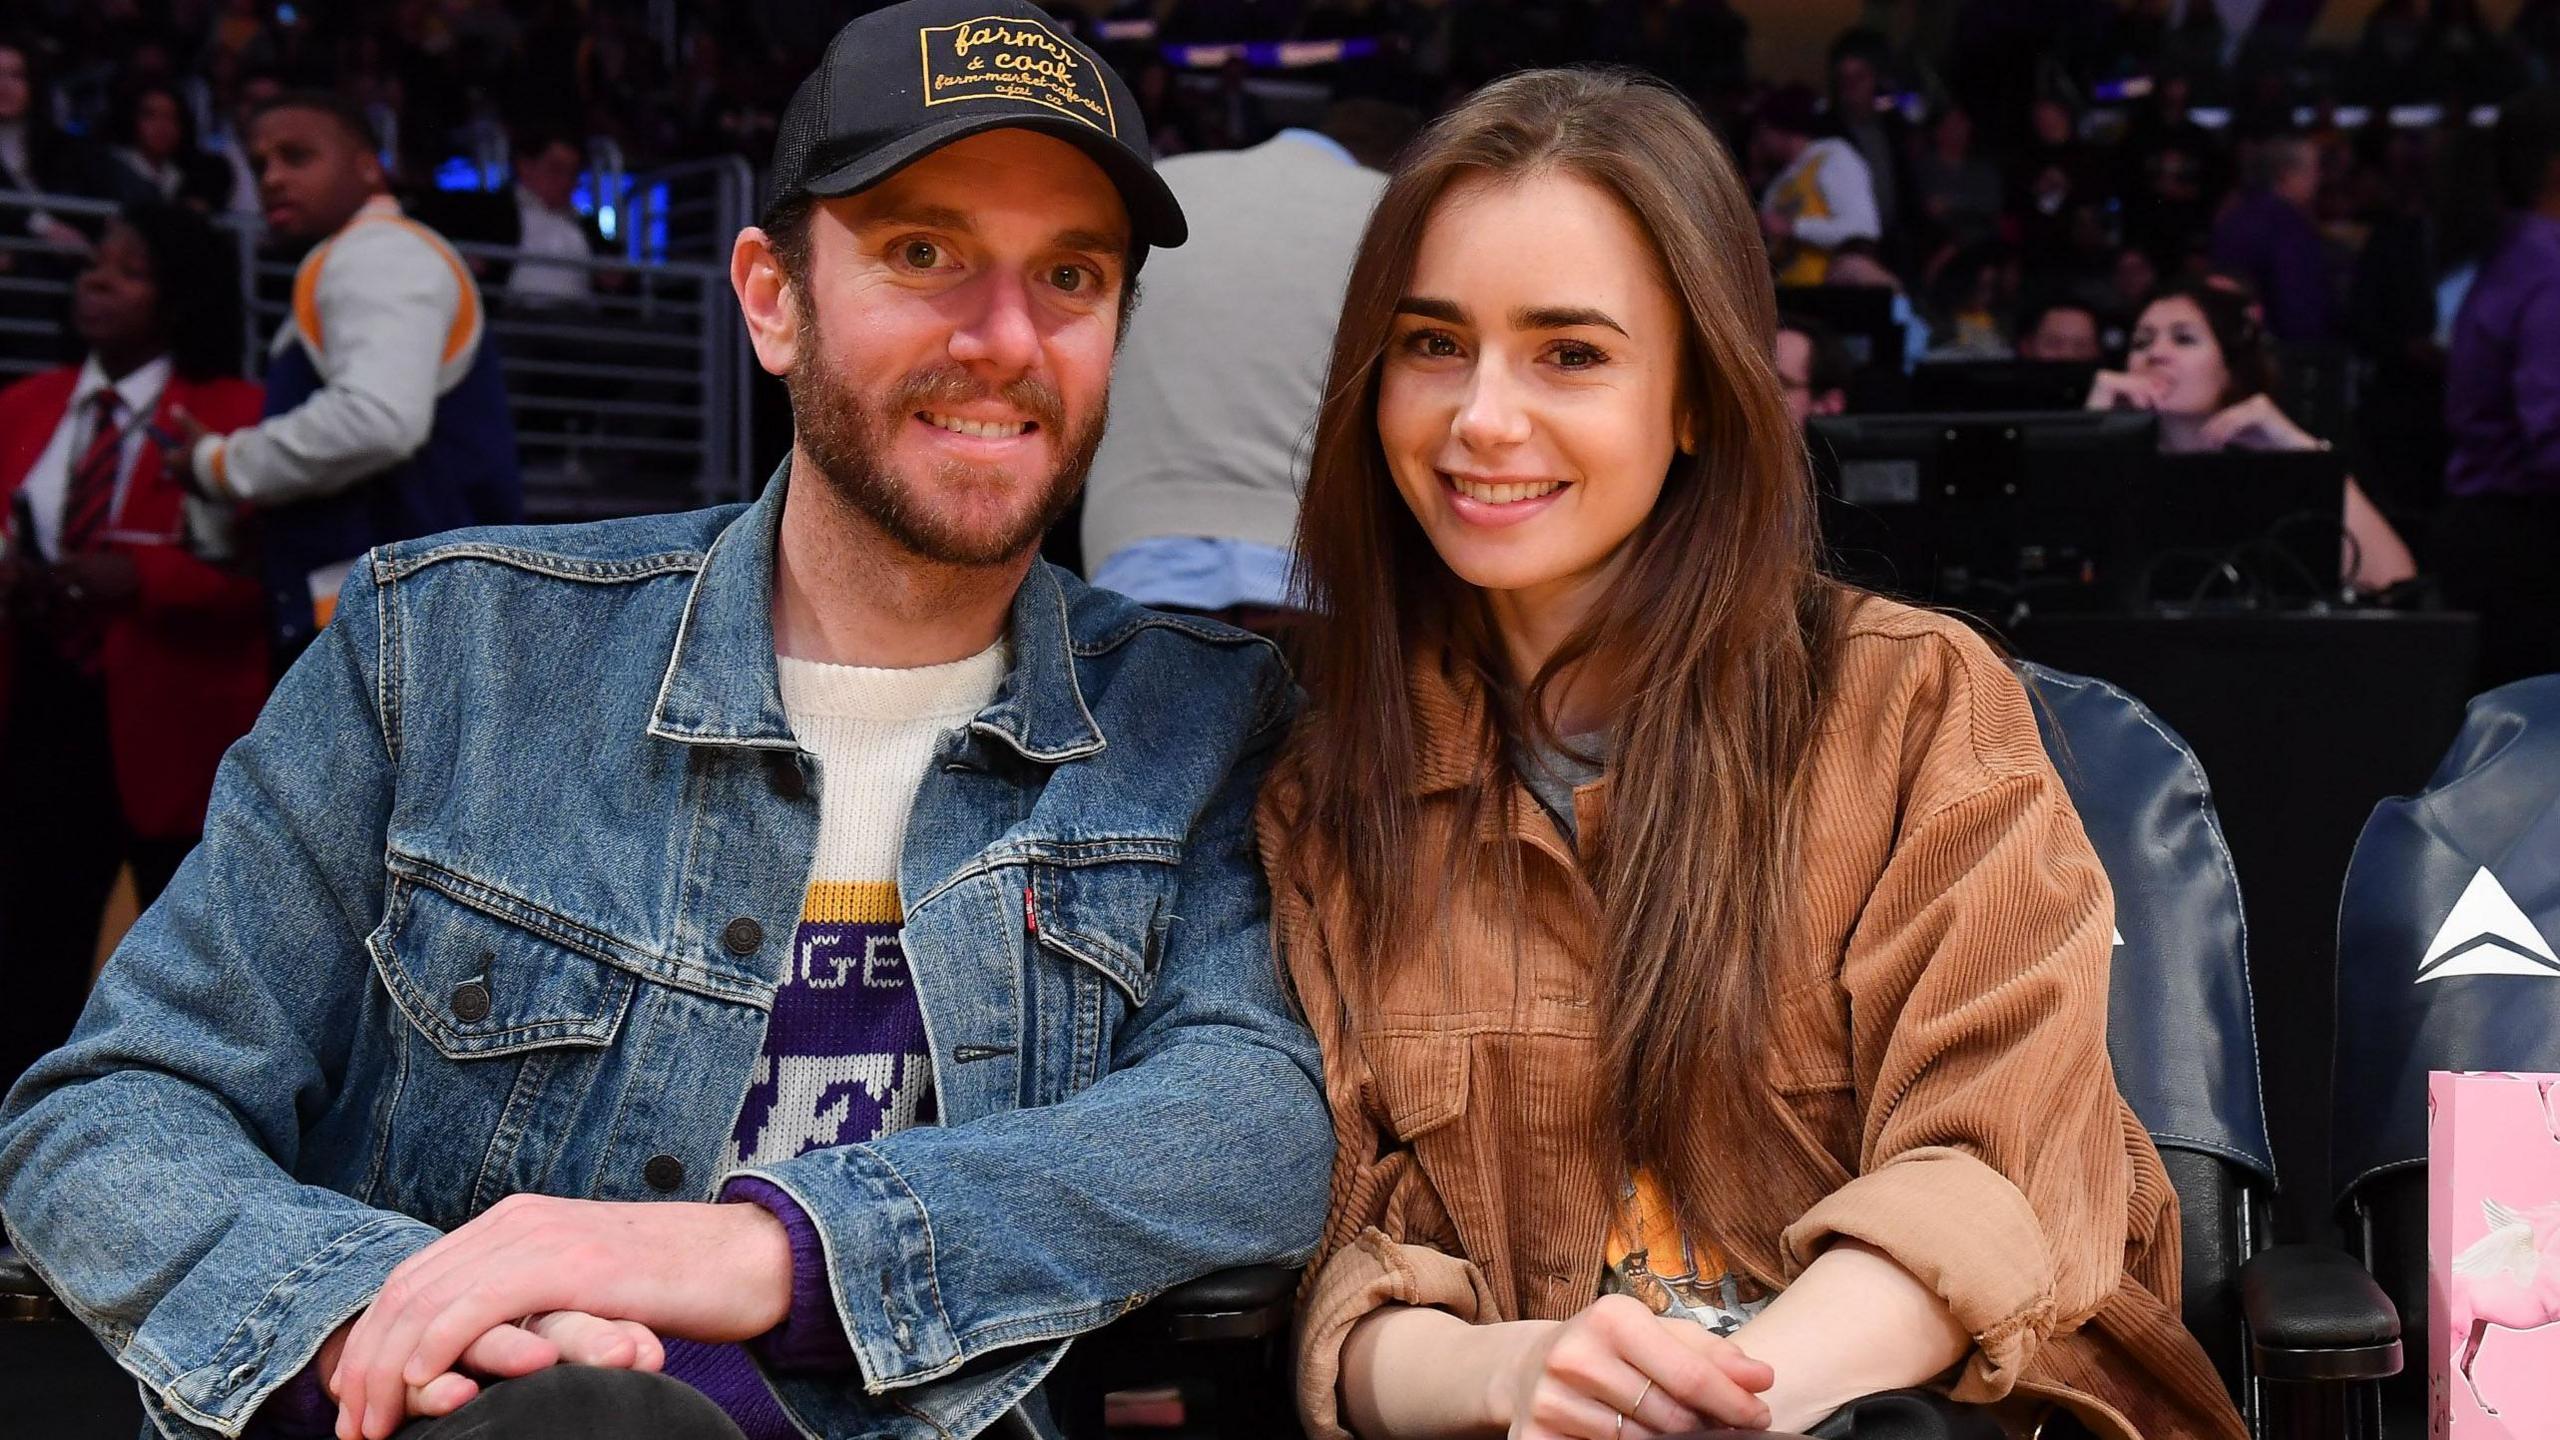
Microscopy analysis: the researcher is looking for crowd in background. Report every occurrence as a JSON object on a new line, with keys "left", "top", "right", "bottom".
{"left": 4, "top": 0, "right": 2560, "bottom": 1049}
{"left": 5, "top": 2, "right": 2558, "bottom": 515}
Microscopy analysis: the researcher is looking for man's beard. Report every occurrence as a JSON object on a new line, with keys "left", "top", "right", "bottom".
{"left": 785, "top": 320, "right": 1104, "bottom": 568}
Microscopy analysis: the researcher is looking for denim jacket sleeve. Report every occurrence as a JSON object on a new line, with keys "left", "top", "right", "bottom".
{"left": 732, "top": 719, "right": 1335, "bottom": 1394}
{"left": 0, "top": 557, "right": 439, "bottom": 1440}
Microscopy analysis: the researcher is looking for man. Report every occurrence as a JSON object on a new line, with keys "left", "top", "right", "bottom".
{"left": 1753, "top": 84, "right": 1880, "bottom": 288}
{"left": 2208, "top": 135, "right": 2336, "bottom": 344}
{"left": 165, "top": 92, "right": 521, "bottom": 664}
{"left": 503, "top": 125, "right": 606, "bottom": 309}
{"left": 1079, "top": 99, "right": 1409, "bottom": 629}
{"left": 2441, "top": 84, "right": 2560, "bottom": 689}
{"left": 1820, "top": 29, "right": 1909, "bottom": 249}
{"left": 2015, "top": 296, "right": 2105, "bottom": 364}
{"left": 1776, "top": 313, "right": 1852, "bottom": 427}
{"left": 0, "top": 6, "right": 1333, "bottom": 1440}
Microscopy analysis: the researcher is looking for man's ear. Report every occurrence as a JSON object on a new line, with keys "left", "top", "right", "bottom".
{"left": 732, "top": 226, "right": 801, "bottom": 379}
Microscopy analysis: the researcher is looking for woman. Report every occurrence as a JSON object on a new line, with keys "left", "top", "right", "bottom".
{"left": 0, "top": 202, "right": 265, "bottom": 1095}
{"left": 1260, "top": 70, "right": 2245, "bottom": 1440}
{"left": 105, "top": 80, "right": 230, "bottom": 213}
{"left": 2086, "top": 278, "right": 2417, "bottom": 591}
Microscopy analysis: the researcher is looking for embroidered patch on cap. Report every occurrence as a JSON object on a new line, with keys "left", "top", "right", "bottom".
{"left": 918, "top": 17, "right": 1117, "bottom": 136}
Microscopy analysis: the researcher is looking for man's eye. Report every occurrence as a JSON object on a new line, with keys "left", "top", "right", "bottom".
{"left": 900, "top": 240, "right": 944, "bottom": 269}
{"left": 1050, "top": 264, "right": 1088, "bottom": 294}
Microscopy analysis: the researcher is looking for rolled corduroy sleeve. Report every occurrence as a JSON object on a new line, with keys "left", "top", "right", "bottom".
{"left": 1781, "top": 642, "right": 2132, "bottom": 1402}
{"left": 1295, "top": 1224, "right": 1502, "bottom": 1440}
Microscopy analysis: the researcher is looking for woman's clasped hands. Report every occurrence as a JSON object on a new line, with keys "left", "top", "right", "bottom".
{"left": 1494, "top": 1294, "right": 1776, "bottom": 1440}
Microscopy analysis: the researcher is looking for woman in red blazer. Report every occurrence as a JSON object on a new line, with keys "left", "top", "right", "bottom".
{"left": 0, "top": 202, "right": 266, "bottom": 1090}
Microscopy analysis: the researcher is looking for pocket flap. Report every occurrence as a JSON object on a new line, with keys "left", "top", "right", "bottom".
{"left": 368, "top": 879, "right": 636, "bottom": 1059}
{"left": 1363, "top": 1032, "right": 1471, "bottom": 1140}
{"left": 1031, "top": 857, "right": 1176, "bottom": 1006}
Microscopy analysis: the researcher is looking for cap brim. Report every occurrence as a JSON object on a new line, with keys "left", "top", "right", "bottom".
{"left": 794, "top": 111, "right": 1187, "bottom": 254}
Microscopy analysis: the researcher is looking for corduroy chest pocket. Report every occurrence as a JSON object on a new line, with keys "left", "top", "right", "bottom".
{"left": 362, "top": 877, "right": 637, "bottom": 1225}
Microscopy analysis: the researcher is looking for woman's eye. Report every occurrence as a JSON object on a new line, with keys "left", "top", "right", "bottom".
{"left": 1551, "top": 342, "right": 1606, "bottom": 370}
{"left": 1403, "top": 329, "right": 1461, "bottom": 359}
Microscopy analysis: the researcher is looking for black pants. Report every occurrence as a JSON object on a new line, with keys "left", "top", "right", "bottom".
{"left": 2433, "top": 491, "right": 2560, "bottom": 693}
{"left": 0, "top": 631, "right": 195, "bottom": 1095}
{"left": 391, "top": 1367, "right": 747, "bottom": 1440}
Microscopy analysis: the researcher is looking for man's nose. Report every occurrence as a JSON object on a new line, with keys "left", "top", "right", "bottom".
{"left": 947, "top": 270, "right": 1040, "bottom": 377}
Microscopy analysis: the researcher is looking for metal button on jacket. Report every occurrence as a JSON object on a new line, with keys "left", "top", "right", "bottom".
{"left": 449, "top": 980, "right": 492, "bottom": 1023}
{"left": 643, "top": 1154, "right": 685, "bottom": 1193}
{"left": 722, "top": 917, "right": 764, "bottom": 955}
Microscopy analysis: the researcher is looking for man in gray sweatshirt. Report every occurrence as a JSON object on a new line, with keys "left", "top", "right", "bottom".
{"left": 1079, "top": 102, "right": 1409, "bottom": 629}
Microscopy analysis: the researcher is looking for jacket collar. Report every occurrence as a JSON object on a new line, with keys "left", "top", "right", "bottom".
{"left": 1403, "top": 638, "right": 1604, "bottom": 867}
{"left": 647, "top": 465, "right": 1103, "bottom": 762}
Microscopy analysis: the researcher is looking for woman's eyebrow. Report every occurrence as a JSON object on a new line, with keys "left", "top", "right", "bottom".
{"left": 1513, "top": 305, "right": 1627, "bottom": 336}
{"left": 1395, "top": 296, "right": 1467, "bottom": 323}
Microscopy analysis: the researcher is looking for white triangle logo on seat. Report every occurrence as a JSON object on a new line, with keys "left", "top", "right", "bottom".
{"left": 2415, "top": 867, "right": 2560, "bottom": 983}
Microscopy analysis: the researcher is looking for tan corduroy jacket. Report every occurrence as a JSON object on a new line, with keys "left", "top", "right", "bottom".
{"left": 1256, "top": 597, "right": 2247, "bottom": 1440}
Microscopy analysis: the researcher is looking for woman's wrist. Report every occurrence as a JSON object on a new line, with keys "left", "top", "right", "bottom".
{"left": 1471, "top": 1319, "right": 1556, "bottom": 1433}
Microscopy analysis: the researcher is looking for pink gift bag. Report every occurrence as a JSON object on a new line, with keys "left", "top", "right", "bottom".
{"left": 2431, "top": 1071, "right": 2560, "bottom": 1438}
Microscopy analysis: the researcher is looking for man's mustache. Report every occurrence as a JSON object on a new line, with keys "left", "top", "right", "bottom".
{"left": 887, "top": 366, "right": 1067, "bottom": 434}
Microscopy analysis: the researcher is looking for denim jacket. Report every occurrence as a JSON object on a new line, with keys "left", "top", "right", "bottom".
{"left": 0, "top": 472, "right": 1333, "bottom": 1440}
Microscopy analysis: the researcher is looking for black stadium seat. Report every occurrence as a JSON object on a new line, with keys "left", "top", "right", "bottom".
{"left": 2333, "top": 676, "right": 2560, "bottom": 1438}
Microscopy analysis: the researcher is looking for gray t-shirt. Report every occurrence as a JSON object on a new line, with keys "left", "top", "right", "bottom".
{"left": 1518, "top": 730, "right": 1609, "bottom": 846}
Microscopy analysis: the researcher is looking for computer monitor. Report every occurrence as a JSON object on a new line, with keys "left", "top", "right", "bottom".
{"left": 1907, "top": 359, "right": 2099, "bottom": 413}
{"left": 2137, "top": 450, "right": 2346, "bottom": 605}
{"left": 1806, "top": 410, "right": 2158, "bottom": 616}
{"left": 1808, "top": 415, "right": 2350, "bottom": 615}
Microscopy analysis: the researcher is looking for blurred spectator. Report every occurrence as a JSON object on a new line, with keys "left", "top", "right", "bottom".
{"left": 1923, "top": 238, "right": 2021, "bottom": 358}
{"left": 1082, "top": 100, "right": 1411, "bottom": 629}
{"left": 2211, "top": 136, "right": 2338, "bottom": 343}
{"left": 2017, "top": 295, "right": 2107, "bottom": 362}
{"left": 504, "top": 125, "right": 607, "bottom": 307}
{"left": 1912, "top": 104, "right": 2004, "bottom": 251}
{"left": 2119, "top": 73, "right": 2227, "bottom": 271}
{"left": 1776, "top": 312, "right": 1854, "bottom": 426}
{"left": 2089, "top": 278, "right": 2416, "bottom": 591}
{"left": 0, "top": 36, "right": 115, "bottom": 259}
{"left": 104, "top": 79, "right": 229, "bottom": 212}
{"left": 1822, "top": 29, "right": 1911, "bottom": 244}
{"left": 167, "top": 93, "right": 521, "bottom": 667}
{"left": 2440, "top": 84, "right": 2560, "bottom": 688}
{"left": 1753, "top": 84, "right": 1880, "bottom": 286}
{"left": 0, "top": 202, "right": 265, "bottom": 1093}
{"left": 1823, "top": 238, "right": 1936, "bottom": 368}
{"left": 2012, "top": 95, "right": 2105, "bottom": 272}
{"left": 205, "top": 66, "right": 283, "bottom": 217}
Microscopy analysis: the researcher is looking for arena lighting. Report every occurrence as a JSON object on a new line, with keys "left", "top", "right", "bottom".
{"left": 1161, "top": 36, "right": 1384, "bottom": 69}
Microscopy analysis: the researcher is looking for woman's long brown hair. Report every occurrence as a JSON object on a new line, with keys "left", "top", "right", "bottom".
{"left": 1283, "top": 67, "right": 1842, "bottom": 1248}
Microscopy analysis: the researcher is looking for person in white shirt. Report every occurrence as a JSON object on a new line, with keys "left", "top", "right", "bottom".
{"left": 505, "top": 125, "right": 599, "bottom": 309}
{"left": 1078, "top": 101, "right": 1411, "bottom": 629}
{"left": 1751, "top": 84, "right": 1881, "bottom": 287}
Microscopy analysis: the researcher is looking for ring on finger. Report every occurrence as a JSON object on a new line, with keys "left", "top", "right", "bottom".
{"left": 1616, "top": 1379, "right": 1653, "bottom": 1440}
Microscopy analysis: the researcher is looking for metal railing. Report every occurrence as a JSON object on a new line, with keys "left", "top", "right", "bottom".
{"left": 0, "top": 166, "right": 757, "bottom": 519}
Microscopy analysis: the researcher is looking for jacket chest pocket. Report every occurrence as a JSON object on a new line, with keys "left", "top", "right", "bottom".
{"left": 363, "top": 878, "right": 639, "bottom": 1222}
{"left": 1026, "top": 853, "right": 1177, "bottom": 1096}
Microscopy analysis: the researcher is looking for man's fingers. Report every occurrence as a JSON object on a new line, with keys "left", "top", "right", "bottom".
{"left": 458, "top": 1322, "right": 561, "bottom": 1378}
{"left": 409, "top": 1372, "right": 480, "bottom": 1419}
{"left": 621, "top": 1319, "right": 666, "bottom": 1372}
{"left": 526, "top": 1310, "right": 645, "bottom": 1368}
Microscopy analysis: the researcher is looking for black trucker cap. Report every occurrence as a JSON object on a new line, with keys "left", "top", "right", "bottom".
{"left": 766, "top": 0, "right": 1186, "bottom": 258}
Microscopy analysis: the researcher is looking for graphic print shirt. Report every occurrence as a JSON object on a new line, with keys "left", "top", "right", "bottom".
{"left": 722, "top": 642, "right": 1007, "bottom": 1170}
